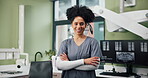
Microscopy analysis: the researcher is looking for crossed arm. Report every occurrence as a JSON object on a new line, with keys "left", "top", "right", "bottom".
{"left": 55, "top": 53, "right": 100, "bottom": 71}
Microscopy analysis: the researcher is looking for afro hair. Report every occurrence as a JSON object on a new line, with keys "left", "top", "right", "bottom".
{"left": 66, "top": 5, "right": 95, "bottom": 23}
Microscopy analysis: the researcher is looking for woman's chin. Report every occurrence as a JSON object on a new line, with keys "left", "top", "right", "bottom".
{"left": 75, "top": 33, "right": 83, "bottom": 35}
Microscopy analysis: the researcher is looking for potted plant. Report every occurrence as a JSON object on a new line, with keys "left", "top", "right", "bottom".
{"left": 45, "top": 50, "right": 56, "bottom": 60}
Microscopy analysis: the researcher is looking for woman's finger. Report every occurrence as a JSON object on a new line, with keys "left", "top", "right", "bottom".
{"left": 92, "top": 59, "right": 100, "bottom": 62}
{"left": 60, "top": 54, "right": 64, "bottom": 56}
{"left": 92, "top": 61, "right": 99, "bottom": 64}
{"left": 90, "top": 63, "right": 98, "bottom": 66}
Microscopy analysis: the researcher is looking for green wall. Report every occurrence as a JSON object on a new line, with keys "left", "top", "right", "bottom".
{"left": 24, "top": 2, "right": 53, "bottom": 62}
{"left": 0, "top": 0, "right": 53, "bottom": 65}
{"left": 105, "top": 0, "right": 148, "bottom": 40}
{"left": 0, "top": 0, "right": 19, "bottom": 48}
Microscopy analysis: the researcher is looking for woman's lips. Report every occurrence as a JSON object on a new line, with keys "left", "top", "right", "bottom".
{"left": 76, "top": 29, "right": 81, "bottom": 33}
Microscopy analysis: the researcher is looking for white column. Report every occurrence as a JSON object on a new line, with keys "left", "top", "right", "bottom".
{"left": 19, "top": 5, "right": 24, "bottom": 53}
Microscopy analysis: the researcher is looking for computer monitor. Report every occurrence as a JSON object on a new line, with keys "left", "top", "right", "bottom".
{"left": 100, "top": 40, "right": 148, "bottom": 77}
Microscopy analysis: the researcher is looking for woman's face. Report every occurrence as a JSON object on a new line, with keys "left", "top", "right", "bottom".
{"left": 72, "top": 16, "right": 86, "bottom": 35}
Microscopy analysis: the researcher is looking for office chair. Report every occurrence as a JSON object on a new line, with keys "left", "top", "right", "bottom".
{"left": 29, "top": 61, "right": 52, "bottom": 78}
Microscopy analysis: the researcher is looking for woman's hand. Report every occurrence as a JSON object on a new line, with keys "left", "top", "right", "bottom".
{"left": 84, "top": 57, "right": 100, "bottom": 66}
{"left": 60, "top": 53, "right": 69, "bottom": 61}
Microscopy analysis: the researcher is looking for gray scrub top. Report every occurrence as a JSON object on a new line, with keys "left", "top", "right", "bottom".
{"left": 57, "top": 36, "right": 102, "bottom": 78}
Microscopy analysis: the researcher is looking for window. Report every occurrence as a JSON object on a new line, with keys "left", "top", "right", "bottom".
{"left": 54, "top": 0, "right": 76, "bottom": 21}
{"left": 52, "top": 0, "right": 105, "bottom": 51}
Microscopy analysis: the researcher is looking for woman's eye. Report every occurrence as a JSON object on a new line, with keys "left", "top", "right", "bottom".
{"left": 80, "top": 22, "right": 84, "bottom": 26}
{"left": 75, "top": 23, "right": 78, "bottom": 26}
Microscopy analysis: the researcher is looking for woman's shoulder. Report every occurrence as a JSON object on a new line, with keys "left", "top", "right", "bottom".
{"left": 87, "top": 36, "right": 98, "bottom": 42}
{"left": 61, "top": 38, "right": 73, "bottom": 44}
{"left": 86, "top": 36, "right": 99, "bottom": 45}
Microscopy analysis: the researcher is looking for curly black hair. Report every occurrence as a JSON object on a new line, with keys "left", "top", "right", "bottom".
{"left": 66, "top": 5, "right": 95, "bottom": 23}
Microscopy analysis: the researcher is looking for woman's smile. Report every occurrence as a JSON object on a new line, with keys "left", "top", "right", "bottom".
{"left": 76, "top": 29, "right": 82, "bottom": 33}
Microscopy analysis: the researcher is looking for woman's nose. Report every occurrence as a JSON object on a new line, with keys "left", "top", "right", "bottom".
{"left": 77, "top": 24, "right": 81, "bottom": 28}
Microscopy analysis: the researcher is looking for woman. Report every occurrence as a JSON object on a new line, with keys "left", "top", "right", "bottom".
{"left": 56, "top": 5, "right": 102, "bottom": 78}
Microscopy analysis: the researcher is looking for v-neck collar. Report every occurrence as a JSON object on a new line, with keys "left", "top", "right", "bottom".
{"left": 72, "top": 36, "right": 88, "bottom": 47}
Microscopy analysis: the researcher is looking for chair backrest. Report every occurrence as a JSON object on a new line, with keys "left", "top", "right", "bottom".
{"left": 29, "top": 61, "right": 52, "bottom": 78}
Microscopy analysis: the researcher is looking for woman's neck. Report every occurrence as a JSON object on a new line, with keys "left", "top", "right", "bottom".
{"left": 74, "top": 34, "right": 86, "bottom": 39}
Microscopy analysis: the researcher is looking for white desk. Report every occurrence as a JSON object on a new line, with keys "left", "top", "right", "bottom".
{"left": 0, "top": 65, "right": 30, "bottom": 78}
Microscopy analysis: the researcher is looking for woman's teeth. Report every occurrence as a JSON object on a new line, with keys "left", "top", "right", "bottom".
{"left": 77, "top": 29, "right": 81, "bottom": 32}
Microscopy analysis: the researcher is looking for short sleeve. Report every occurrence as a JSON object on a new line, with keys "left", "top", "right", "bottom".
{"left": 57, "top": 39, "right": 68, "bottom": 56}
{"left": 90, "top": 39, "right": 102, "bottom": 57}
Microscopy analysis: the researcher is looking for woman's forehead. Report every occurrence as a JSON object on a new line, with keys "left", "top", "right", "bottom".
{"left": 73, "top": 16, "right": 85, "bottom": 22}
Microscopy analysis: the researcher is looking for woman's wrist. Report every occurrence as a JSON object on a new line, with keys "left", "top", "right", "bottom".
{"left": 84, "top": 59, "right": 87, "bottom": 64}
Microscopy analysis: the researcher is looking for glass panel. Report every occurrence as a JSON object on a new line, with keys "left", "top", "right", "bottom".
{"left": 56, "top": 25, "right": 71, "bottom": 52}
{"left": 55, "top": 0, "right": 76, "bottom": 21}
{"left": 79, "top": 0, "right": 99, "bottom": 7}
{"left": 79, "top": 0, "right": 105, "bottom": 16}
{"left": 94, "top": 21, "right": 105, "bottom": 42}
